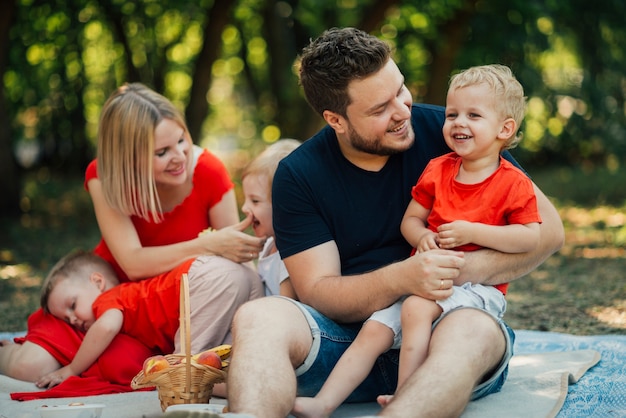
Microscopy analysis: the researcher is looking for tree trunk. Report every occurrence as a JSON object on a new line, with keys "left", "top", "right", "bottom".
{"left": 0, "top": 0, "right": 20, "bottom": 217}
{"left": 423, "top": 0, "right": 478, "bottom": 106}
{"left": 360, "top": 0, "right": 401, "bottom": 33}
{"left": 186, "top": 0, "right": 237, "bottom": 143}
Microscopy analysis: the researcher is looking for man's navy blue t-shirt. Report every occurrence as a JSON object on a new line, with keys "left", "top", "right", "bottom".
{"left": 272, "top": 104, "right": 520, "bottom": 276}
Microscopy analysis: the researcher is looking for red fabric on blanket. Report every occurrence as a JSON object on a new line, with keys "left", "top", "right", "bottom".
{"left": 14, "top": 309, "right": 85, "bottom": 366}
{"left": 10, "top": 376, "right": 150, "bottom": 401}
{"left": 11, "top": 310, "right": 157, "bottom": 400}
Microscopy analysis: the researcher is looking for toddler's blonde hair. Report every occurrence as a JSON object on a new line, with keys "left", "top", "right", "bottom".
{"left": 242, "top": 139, "right": 301, "bottom": 197}
{"left": 449, "top": 64, "right": 526, "bottom": 149}
{"left": 40, "top": 250, "right": 118, "bottom": 313}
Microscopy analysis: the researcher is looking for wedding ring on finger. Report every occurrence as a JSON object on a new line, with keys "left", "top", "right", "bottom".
{"left": 440, "top": 279, "right": 444, "bottom": 290}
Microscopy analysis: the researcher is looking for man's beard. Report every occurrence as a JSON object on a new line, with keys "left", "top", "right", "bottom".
{"left": 348, "top": 123, "right": 414, "bottom": 156}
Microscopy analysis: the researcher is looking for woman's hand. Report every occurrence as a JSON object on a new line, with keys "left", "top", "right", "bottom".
{"left": 199, "top": 214, "right": 266, "bottom": 263}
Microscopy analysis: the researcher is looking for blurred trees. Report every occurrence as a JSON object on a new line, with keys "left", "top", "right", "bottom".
{"left": 0, "top": 0, "right": 18, "bottom": 216}
{"left": 1, "top": 0, "right": 624, "bottom": 217}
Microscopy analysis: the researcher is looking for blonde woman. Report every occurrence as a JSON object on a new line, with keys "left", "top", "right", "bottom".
{"left": 0, "top": 83, "right": 264, "bottom": 386}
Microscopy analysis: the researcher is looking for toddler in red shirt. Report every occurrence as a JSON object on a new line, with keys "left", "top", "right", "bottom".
{"left": 35, "top": 250, "right": 260, "bottom": 389}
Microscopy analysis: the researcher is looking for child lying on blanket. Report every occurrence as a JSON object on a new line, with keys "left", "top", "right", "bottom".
{"left": 36, "top": 250, "right": 261, "bottom": 388}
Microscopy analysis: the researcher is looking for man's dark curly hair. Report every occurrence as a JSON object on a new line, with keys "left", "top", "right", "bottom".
{"left": 298, "top": 27, "right": 392, "bottom": 118}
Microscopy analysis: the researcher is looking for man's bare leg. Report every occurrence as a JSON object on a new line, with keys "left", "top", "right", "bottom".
{"left": 381, "top": 309, "right": 506, "bottom": 418}
{"left": 228, "top": 297, "right": 313, "bottom": 418}
{"left": 0, "top": 341, "right": 61, "bottom": 381}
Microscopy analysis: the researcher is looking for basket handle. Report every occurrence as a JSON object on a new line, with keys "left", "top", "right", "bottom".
{"left": 180, "top": 273, "right": 192, "bottom": 392}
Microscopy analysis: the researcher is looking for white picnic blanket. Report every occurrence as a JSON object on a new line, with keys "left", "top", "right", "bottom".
{"left": 2, "top": 330, "right": 621, "bottom": 418}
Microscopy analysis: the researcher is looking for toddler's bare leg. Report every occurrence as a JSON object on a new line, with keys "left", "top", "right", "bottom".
{"left": 292, "top": 320, "right": 394, "bottom": 418}
{"left": 397, "top": 295, "right": 442, "bottom": 389}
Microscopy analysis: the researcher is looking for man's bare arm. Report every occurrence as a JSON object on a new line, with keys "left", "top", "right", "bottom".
{"left": 458, "top": 183, "right": 564, "bottom": 285}
{"left": 284, "top": 241, "right": 465, "bottom": 323}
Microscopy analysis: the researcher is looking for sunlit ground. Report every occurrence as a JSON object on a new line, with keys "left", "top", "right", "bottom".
{"left": 556, "top": 205, "right": 625, "bottom": 329}
{"left": 505, "top": 202, "right": 626, "bottom": 334}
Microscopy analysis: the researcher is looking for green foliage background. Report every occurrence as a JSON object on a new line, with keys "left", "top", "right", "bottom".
{"left": 1, "top": 0, "right": 625, "bottom": 216}
{"left": 0, "top": 0, "right": 625, "bottom": 334}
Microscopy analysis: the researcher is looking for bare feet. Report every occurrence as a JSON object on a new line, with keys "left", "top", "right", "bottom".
{"left": 291, "top": 396, "right": 332, "bottom": 418}
{"left": 377, "top": 394, "right": 394, "bottom": 407}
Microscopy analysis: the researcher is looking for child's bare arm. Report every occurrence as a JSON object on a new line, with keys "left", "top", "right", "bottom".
{"left": 69, "top": 309, "right": 124, "bottom": 374}
{"left": 437, "top": 221, "right": 541, "bottom": 253}
{"left": 35, "top": 309, "right": 123, "bottom": 388}
{"left": 401, "top": 200, "right": 436, "bottom": 251}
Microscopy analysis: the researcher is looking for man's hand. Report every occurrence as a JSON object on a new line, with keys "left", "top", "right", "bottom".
{"left": 403, "top": 249, "right": 464, "bottom": 300}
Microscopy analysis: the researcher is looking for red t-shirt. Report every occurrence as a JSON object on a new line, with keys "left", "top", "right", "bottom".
{"left": 85, "top": 148, "right": 233, "bottom": 282}
{"left": 93, "top": 259, "right": 195, "bottom": 354}
{"left": 411, "top": 153, "right": 542, "bottom": 294}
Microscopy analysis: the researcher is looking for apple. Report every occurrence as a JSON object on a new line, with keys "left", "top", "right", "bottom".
{"left": 143, "top": 355, "right": 169, "bottom": 375}
{"left": 194, "top": 350, "right": 222, "bottom": 369}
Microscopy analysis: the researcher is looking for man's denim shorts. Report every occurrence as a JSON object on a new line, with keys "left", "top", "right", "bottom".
{"left": 287, "top": 298, "right": 515, "bottom": 403}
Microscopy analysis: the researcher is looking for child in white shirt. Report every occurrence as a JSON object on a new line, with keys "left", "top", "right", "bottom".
{"left": 241, "top": 139, "right": 300, "bottom": 298}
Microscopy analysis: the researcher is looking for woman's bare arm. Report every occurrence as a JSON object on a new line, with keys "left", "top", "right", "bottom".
{"left": 88, "top": 180, "right": 264, "bottom": 280}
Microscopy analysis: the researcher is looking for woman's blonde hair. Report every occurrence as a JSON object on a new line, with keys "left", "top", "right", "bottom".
{"left": 242, "top": 139, "right": 301, "bottom": 197}
{"left": 449, "top": 64, "right": 526, "bottom": 149}
{"left": 97, "top": 83, "right": 192, "bottom": 222}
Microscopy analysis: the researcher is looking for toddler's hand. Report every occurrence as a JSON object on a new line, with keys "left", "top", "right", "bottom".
{"left": 437, "top": 220, "right": 473, "bottom": 249}
{"left": 417, "top": 231, "right": 440, "bottom": 253}
{"left": 36, "top": 365, "right": 76, "bottom": 389}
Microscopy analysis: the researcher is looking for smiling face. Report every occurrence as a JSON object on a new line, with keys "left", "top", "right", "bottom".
{"left": 46, "top": 275, "right": 104, "bottom": 333}
{"left": 241, "top": 173, "right": 273, "bottom": 239}
{"left": 442, "top": 83, "right": 512, "bottom": 162}
{"left": 152, "top": 118, "right": 192, "bottom": 188}
{"left": 328, "top": 59, "right": 415, "bottom": 167}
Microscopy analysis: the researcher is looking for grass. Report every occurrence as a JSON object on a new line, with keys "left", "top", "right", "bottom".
{"left": 506, "top": 164, "right": 626, "bottom": 334}
{"left": 1, "top": 165, "right": 625, "bottom": 335}
{"left": 0, "top": 173, "right": 101, "bottom": 331}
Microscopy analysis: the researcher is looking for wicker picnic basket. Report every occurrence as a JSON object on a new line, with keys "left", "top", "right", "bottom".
{"left": 131, "top": 273, "right": 229, "bottom": 411}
